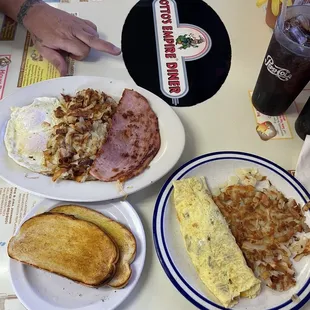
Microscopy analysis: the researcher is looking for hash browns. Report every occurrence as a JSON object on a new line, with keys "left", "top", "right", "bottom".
{"left": 213, "top": 169, "right": 310, "bottom": 292}
{"left": 43, "top": 89, "right": 117, "bottom": 182}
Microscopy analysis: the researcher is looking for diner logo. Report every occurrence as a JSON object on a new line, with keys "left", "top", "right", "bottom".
{"left": 153, "top": 0, "right": 211, "bottom": 105}
{"left": 265, "top": 55, "right": 292, "bottom": 82}
{"left": 122, "top": 0, "right": 231, "bottom": 107}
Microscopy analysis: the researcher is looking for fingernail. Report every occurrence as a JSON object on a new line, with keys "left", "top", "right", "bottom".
{"left": 58, "top": 66, "right": 67, "bottom": 76}
{"left": 112, "top": 46, "right": 122, "bottom": 55}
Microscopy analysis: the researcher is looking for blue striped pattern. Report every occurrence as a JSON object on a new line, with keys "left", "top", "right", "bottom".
{"left": 153, "top": 151, "right": 310, "bottom": 310}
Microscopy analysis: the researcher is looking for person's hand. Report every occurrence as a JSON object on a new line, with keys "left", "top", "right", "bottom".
{"left": 23, "top": 2, "right": 121, "bottom": 75}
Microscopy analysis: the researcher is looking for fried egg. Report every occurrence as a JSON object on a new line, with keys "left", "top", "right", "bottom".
{"left": 5, "top": 97, "right": 61, "bottom": 173}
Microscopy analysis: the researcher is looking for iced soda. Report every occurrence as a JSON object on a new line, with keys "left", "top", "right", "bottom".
{"left": 252, "top": 6, "right": 310, "bottom": 116}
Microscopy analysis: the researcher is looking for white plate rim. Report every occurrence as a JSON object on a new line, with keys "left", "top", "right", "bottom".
{"left": 9, "top": 199, "right": 146, "bottom": 310}
{"left": 0, "top": 76, "right": 185, "bottom": 202}
{"left": 153, "top": 151, "right": 310, "bottom": 310}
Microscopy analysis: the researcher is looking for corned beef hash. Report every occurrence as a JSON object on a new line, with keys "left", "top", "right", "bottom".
{"left": 5, "top": 88, "right": 161, "bottom": 183}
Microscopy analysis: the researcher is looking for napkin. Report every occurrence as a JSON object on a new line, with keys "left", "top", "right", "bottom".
{"left": 296, "top": 135, "right": 310, "bottom": 192}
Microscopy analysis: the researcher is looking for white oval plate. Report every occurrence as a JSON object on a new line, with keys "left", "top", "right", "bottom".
{"left": 153, "top": 151, "right": 310, "bottom": 310}
{"left": 10, "top": 199, "right": 146, "bottom": 310}
{"left": 0, "top": 76, "right": 185, "bottom": 201}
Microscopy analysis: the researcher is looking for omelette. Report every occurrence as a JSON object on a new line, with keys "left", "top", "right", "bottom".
{"left": 173, "top": 177, "right": 261, "bottom": 308}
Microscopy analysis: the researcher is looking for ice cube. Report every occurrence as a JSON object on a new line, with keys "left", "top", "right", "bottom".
{"left": 305, "top": 37, "right": 310, "bottom": 47}
{"left": 287, "top": 16, "right": 302, "bottom": 28}
{"left": 296, "top": 14, "right": 310, "bottom": 32}
{"left": 284, "top": 20, "right": 292, "bottom": 32}
{"left": 288, "top": 25, "right": 308, "bottom": 45}
{"left": 301, "top": 30, "right": 310, "bottom": 47}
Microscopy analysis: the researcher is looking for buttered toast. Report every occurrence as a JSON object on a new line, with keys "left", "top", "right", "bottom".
{"left": 51, "top": 205, "right": 136, "bottom": 288}
{"left": 8, "top": 213, "right": 119, "bottom": 286}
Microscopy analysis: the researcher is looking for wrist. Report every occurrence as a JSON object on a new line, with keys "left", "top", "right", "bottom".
{"left": 17, "top": 0, "right": 46, "bottom": 26}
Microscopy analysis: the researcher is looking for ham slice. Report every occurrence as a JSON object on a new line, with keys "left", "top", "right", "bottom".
{"left": 90, "top": 89, "right": 160, "bottom": 182}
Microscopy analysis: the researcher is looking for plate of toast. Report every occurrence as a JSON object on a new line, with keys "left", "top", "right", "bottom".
{"left": 8, "top": 199, "right": 145, "bottom": 310}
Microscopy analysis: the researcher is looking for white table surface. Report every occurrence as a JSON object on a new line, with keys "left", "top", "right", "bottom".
{"left": 0, "top": 0, "right": 309, "bottom": 309}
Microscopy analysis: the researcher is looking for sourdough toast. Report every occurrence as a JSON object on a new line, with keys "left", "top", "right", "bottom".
{"left": 8, "top": 212, "right": 119, "bottom": 286}
{"left": 51, "top": 205, "right": 136, "bottom": 288}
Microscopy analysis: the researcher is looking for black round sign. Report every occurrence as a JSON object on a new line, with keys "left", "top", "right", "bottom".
{"left": 121, "top": 0, "right": 232, "bottom": 107}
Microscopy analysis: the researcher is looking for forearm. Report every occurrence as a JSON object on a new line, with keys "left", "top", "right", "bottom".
{"left": 0, "top": 0, "right": 45, "bottom": 24}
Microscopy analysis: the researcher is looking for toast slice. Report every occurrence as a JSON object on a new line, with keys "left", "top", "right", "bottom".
{"left": 8, "top": 212, "right": 119, "bottom": 287}
{"left": 51, "top": 205, "right": 136, "bottom": 288}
